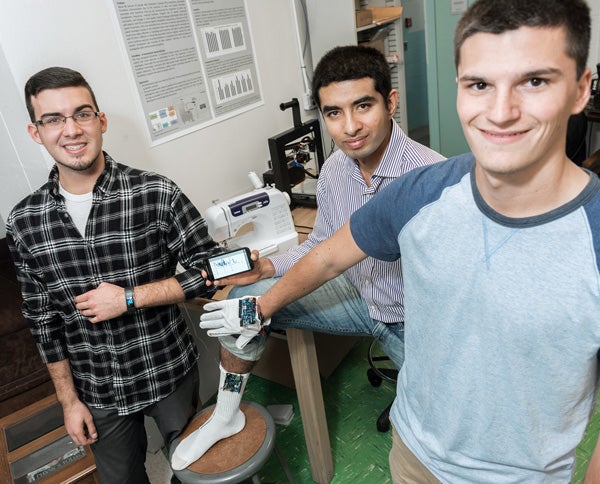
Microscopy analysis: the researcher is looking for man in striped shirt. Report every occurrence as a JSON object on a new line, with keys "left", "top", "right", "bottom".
{"left": 171, "top": 45, "right": 444, "bottom": 469}
{"left": 6, "top": 66, "right": 222, "bottom": 482}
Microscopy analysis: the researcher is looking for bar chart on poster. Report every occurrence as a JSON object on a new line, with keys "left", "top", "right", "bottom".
{"left": 203, "top": 24, "right": 246, "bottom": 57}
{"left": 214, "top": 70, "right": 254, "bottom": 104}
{"left": 111, "top": 0, "right": 264, "bottom": 145}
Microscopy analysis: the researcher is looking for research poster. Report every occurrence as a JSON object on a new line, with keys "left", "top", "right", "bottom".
{"left": 112, "top": 0, "right": 263, "bottom": 145}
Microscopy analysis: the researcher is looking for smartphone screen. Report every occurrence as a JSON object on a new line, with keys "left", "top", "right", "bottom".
{"left": 206, "top": 248, "right": 253, "bottom": 280}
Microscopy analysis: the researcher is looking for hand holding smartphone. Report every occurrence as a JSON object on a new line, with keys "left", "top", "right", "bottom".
{"left": 205, "top": 247, "right": 254, "bottom": 281}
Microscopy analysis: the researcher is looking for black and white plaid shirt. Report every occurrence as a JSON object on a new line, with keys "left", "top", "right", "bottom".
{"left": 6, "top": 153, "right": 221, "bottom": 415}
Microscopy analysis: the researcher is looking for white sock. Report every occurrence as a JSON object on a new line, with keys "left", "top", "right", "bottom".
{"left": 171, "top": 364, "right": 249, "bottom": 470}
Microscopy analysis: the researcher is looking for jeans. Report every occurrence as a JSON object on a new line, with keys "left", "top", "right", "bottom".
{"left": 222, "top": 274, "right": 405, "bottom": 369}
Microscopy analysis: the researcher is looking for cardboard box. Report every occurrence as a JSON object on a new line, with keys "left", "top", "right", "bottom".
{"left": 365, "top": 6, "right": 403, "bottom": 26}
{"left": 252, "top": 331, "right": 361, "bottom": 388}
{"left": 355, "top": 9, "right": 373, "bottom": 28}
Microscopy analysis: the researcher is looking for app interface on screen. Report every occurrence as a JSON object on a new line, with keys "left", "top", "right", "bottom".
{"left": 210, "top": 251, "right": 251, "bottom": 279}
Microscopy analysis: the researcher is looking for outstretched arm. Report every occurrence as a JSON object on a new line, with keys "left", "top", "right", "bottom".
{"left": 255, "top": 221, "right": 366, "bottom": 318}
{"left": 199, "top": 221, "right": 367, "bottom": 348}
{"left": 200, "top": 221, "right": 366, "bottom": 347}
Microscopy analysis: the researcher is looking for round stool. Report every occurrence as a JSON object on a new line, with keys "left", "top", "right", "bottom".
{"left": 169, "top": 401, "right": 280, "bottom": 483}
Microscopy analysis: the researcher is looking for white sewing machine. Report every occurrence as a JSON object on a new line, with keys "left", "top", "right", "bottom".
{"left": 204, "top": 183, "right": 298, "bottom": 257}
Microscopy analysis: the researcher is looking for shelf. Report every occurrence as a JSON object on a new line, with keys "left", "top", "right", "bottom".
{"left": 356, "top": 14, "right": 402, "bottom": 32}
{"left": 355, "top": 6, "right": 402, "bottom": 32}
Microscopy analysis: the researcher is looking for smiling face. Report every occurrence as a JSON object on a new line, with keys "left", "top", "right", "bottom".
{"left": 456, "top": 26, "right": 590, "bottom": 183}
{"left": 27, "top": 86, "right": 107, "bottom": 176}
{"left": 319, "top": 77, "right": 398, "bottom": 170}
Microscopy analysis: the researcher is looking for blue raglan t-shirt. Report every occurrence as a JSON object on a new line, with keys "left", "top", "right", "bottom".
{"left": 350, "top": 153, "right": 600, "bottom": 482}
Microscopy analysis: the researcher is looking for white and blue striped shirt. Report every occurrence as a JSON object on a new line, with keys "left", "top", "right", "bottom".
{"left": 269, "top": 121, "right": 444, "bottom": 322}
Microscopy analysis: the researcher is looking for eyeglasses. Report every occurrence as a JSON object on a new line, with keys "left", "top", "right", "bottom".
{"left": 34, "top": 110, "right": 100, "bottom": 129}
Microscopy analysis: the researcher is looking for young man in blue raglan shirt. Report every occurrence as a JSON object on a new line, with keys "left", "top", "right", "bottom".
{"left": 199, "top": 0, "right": 600, "bottom": 481}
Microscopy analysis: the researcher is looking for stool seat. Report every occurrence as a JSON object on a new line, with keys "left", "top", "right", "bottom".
{"left": 169, "top": 401, "right": 276, "bottom": 483}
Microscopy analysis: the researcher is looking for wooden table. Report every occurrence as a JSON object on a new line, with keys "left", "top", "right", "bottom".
{"left": 286, "top": 328, "right": 334, "bottom": 483}
{"left": 279, "top": 206, "right": 334, "bottom": 483}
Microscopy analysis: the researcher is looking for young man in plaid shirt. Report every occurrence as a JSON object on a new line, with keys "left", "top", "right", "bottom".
{"left": 6, "top": 66, "right": 221, "bottom": 483}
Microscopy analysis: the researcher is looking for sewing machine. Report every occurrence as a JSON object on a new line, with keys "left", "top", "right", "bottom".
{"left": 204, "top": 185, "right": 298, "bottom": 257}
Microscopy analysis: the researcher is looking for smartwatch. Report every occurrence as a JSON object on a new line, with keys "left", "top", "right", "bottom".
{"left": 124, "top": 287, "right": 136, "bottom": 313}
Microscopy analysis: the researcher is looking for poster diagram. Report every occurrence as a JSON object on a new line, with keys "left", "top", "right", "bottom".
{"left": 149, "top": 106, "right": 178, "bottom": 134}
{"left": 111, "top": 0, "right": 262, "bottom": 145}
{"left": 203, "top": 23, "right": 246, "bottom": 59}
{"left": 178, "top": 97, "right": 207, "bottom": 123}
{"left": 213, "top": 70, "right": 254, "bottom": 105}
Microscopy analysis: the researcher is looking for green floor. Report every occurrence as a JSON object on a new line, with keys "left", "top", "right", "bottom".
{"left": 240, "top": 337, "right": 600, "bottom": 483}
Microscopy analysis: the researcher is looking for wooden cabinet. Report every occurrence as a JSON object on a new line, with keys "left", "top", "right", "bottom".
{"left": 0, "top": 395, "right": 98, "bottom": 483}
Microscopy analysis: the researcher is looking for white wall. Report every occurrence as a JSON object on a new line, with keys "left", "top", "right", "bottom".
{"left": 0, "top": 0, "right": 312, "bottom": 219}
{"left": 0, "top": 45, "right": 49, "bottom": 222}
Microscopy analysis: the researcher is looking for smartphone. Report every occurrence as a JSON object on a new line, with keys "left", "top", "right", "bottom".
{"left": 205, "top": 247, "right": 254, "bottom": 280}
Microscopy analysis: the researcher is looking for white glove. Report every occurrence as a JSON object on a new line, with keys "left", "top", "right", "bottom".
{"left": 199, "top": 296, "right": 271, "bottom": 349}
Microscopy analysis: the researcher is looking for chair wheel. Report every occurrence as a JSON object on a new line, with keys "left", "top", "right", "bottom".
{"left": 379, "top": 368, "right": 399, "bottom": 380}
{"left": 367, "top": 368, "right": 382, "bottom": 387}
{"left": 376, "top": 413, "right": 391, "bottom": 432}
{"left": 377, "top": 403, "right": 393, "bottom": 432}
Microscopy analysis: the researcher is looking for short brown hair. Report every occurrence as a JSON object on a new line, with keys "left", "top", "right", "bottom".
{"left": 454, "top": 0, "right": 590, "bottom": 79}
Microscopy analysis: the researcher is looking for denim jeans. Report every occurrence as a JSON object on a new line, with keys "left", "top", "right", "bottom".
{"left": 221, "top": 274, "right": 405, "bottom": 369}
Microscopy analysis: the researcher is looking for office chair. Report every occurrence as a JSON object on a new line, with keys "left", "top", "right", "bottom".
{"left": 366, "top": 340, "right": 398, "bottom": 432}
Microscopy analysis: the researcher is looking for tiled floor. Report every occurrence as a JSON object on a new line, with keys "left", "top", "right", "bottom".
{"left": 146, "top": 449, "right": 173, "bottom": 483}
{"left": 574, "top": 396, "right": 600, "bottom": 483}
{"left": 148, "top": 338, "right": 600, "bottom": 483}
